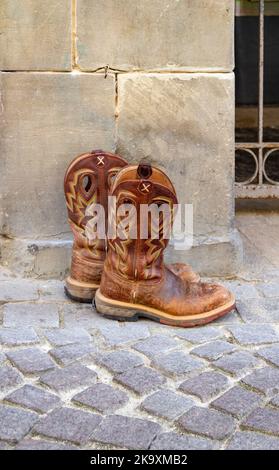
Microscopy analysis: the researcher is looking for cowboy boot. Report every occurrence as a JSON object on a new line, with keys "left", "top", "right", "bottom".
{"left": 64, "top": 150, "right": 128, "bottom": 302}
{"left": 64, "top": 151, "right": 199, "bottom": 303}
{"left": 95, "top": 164, "right": 235, "bottom": 327}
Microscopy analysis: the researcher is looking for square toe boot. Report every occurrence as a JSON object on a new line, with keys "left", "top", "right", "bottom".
{"left": 95, "top": 164, "right": 235, "bottom": 327}
{"left": 64, "top": 150, "right": 127, "bottom": 302}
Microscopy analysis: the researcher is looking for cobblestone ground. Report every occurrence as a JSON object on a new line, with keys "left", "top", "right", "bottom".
{"left": 1, "top": 274, "right": 279, "bottom": 450}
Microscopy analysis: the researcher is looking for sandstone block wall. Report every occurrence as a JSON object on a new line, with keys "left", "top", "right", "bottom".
{"left": 0, "top": 0, "right": 241, "bottom": 278}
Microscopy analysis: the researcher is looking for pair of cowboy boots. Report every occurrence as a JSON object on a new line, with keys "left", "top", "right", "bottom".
{"left": 64, "top": 150, "right": 235, "bottom": 327}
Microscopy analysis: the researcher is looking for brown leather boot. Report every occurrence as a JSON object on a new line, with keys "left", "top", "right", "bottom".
{"left": 64, "top": 150, "right": 127, "bottom": 302}
{"left": 95, "top": 164, "right": 235, "bottom": 327}
{"left": 64, "top": 151, "right": 199, "bottom": 303}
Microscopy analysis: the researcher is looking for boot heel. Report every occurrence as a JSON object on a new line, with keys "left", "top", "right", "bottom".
{"left": 94, "top": 290, "right": 139, "bottom": 322}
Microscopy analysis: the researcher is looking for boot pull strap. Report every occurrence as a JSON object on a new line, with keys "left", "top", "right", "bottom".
{"left": 137, "top": 163, "right": 152, "bottom": 179}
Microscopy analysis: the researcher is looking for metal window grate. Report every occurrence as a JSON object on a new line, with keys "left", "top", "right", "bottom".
{"left": 235, "top": 0, "right": 279, "bottom": 198}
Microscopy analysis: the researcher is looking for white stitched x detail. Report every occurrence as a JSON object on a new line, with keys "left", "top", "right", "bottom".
{"left": 141, "top": 182, "right": 151, "bottom": 193}
{"left": 97, "top": 156, "right": 105, "bottom": 166}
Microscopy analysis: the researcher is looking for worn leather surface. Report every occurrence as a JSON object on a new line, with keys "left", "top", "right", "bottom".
{"left": 100, "top": 165, "right": 231, "bottom": 316}
{"left": 64, "top": 150, "right": 127, "bottom": 283}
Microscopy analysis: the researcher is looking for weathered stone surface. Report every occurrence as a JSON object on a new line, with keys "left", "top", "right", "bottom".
{"left": 33, "top": 407, "right": 102, "bottom": 445}
{"left": 256, "top": 283, "right": 279, "bottom": 298}
{"left": 5, "top": 384, "right": 61, "bottom": 414}
{"left": 44, "top": 327, "right": 91, "bottom": 347}
{"left": 64, "top": 304, "right": 106, "bottom": 329}
{"left": 141, "top": 390, "right": 194, "bottom": 420}
{"left": 241, "top": 367, "right": 279, "bottom": 396}
{"left": 213, "top": 350, "right": 259, "bottom": 377}
{"left": 16, "top": 439, "right": 77, "bottom": 450}
{"left": 0, "top": 365, "right": 23, "bottom": 392}
{"left": 0, "top": 352, "right": 6, "bottom": 365}
{"left": 224, "top": 282, "right": 259, "bottom": 300}
{"left": 212, "top": 386, "right": 262, "bottom": 419}
{"left": 151, "top": 432, "right": 217, "bottom": 451}
{"left": 117, "top": 73, "right": 240, "bottom": 276}
{"left": 175, "top": 326, "right": 223, "bottom": 344}
{"left": 179, "top": 371, "right": 229, "bottom": 402}
{"left": 178, "top": 406, "right": 235, "bottom": 440}
{"left": 270, "top": 395, "right": 279, "bottom": 408}
{"left": 0, "top": 279, "right": 39, "bottom": 302}
{"left": 243, "top": 407, "right": 279, "bottom": 435}
{"left": 0, "top": 327, "right": 39, "bottom": 346}
{"left": 0, "top": 0, "right": 71, "bottom": 70}
{"left": 99, "top": 322, "right": 150, "bottom": 346}
{"left": 191, "top": 340, "right": 236, "bottom": 361}
{"left": 77, "top": 0, "right": 233, "bottom": 71}
{"left": 133, "top": 335, "right": 179, "bottom": 358}
{"left": 49, "top": 342, "right": 95, "bottom": 366}
{"left": 227, "top": 431, "right": 279, "bottom": 450}
{"left": 229, "top": 325, "right": 279, "bottom": 345}
{"left": 152, "top": 351, "right": 204, "bottom": 377}
{"left": 97, "top": 350, "right": 144, "bottom": 374}
{"left": 73, "top": 383, "right": 128, "bottom": 413}
{"left": 40, "top": 364, "right": 97, "bottom": 392}
{"left": 91, "top": 414, "right": 161, "bottom": 450}
{"left": 256, "top": 345, "right": 279, "bottom": 367}
{"left": 0, "top": 73, "right": 115, "bottom": 240}
{"left": 0, "top": 404, "right": 38, "bottom": 443}
{"left": 38, "top": 280, "right": 66, "bottom": 302}
{"left": 236, "top": 298, "right": 279, "bottom": 323}
{"left": 115, "top": 366, "right": 166, "bottom": 395}
{"left": 7, "top": 348, "right": 55, "bottom": 375}
{"left": 3, "top": 302, "right": 59, "bottom": 328}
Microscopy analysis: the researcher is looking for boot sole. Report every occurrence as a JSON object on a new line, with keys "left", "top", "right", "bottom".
{"left": 65, "top": 277, "right": 99, "bottom": 303}
{"left": 95, "top": 290, "right": 236, "bottom": 327}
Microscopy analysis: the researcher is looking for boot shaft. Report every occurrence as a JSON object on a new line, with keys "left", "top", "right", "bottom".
{"left": 106, "top": 164, "right": 178, "bottom": 281}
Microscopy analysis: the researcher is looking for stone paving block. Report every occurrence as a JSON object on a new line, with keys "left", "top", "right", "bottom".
{"left": 38, "top": 280, "right": 67, "bottom": 302}
{"left": 212, "top": 385, "right": 262, "bottom": 419}
{"left": 213, "top": 310, "right": 241, "bottom": 325}
{"left": 115, "top": 366, "right": 166, "bottom": 395}
{"left": 44, "top": 327, "right": 91, "bottom": 347}
{"left": 151, "top": 432, "right": 217, "bottom": 451}
{"left": 49, "top": 342, "right": 95, "bottom": 366}
{"left": 133, "top": 335, "right": 179, "bottom": 358}
{"left": 256, "top": 345, "right": 279, "bottom": 367}
{"left": 40, "top": 364, "right": 97, "bottom": 392}
{"left": 0, "top": 404, "right": 38, "bottom": 443}
{"left": 116, "top": 72, "right": 238, "bottom": 275}
{"left": 0, "top": 72, "right": 115, "bottom": 239}
{"left": 16, "top": 439, "right": 77, "bottom": 450}
{"left": 178, "top": 406, "right": 235, "bottom": 440}
{"left": 0, "top": 352, "right": 6, "bottom": 365}
{"left": 241, "top": 366, "right": 279, "bottom": 396}
{"left": 229, "top": 325, "right": 279, "bottom": 346}
{"left": 0, "top": 280, "right": 39, "bottom": 302}
{"left": 270, "top": 395, "right": 279, "bottom": 407}
{"left": 227, "top": 431, "right": 279, "bottom": 450}
{"left": 213, "top": 351, "right": 259, "bottom": 377}
{"left": 63, "top": 304, "right": 110, "bottom": 329}
{"left": 3, "top": 303, "right": 59, "bottom": 328}
{"left": 243, "top": 407, "right": 279, "bottom": 435}
{"left": 174, "top": 326, "right": 224, "bottom": 344}
{"left": 97, "top": 350, "right": 144, "bottom": 374}
{"left": 256, "top": 283, "right": 279, "bottom": 298}
{"left": 0, "top": 327, "right": 39, "bottom": 346}
{"left": 73, "top": 383, "right": 128, "bottom": 413}
{"left": 5, "top": 384, "right": 61, "bottom": 414}
{"left": 7, "top": 348, "right": 56, "bottom": 375}
{"left": 99, "top": 322, "right": 150, "bottom": 346}
{"left": 179, "top": 371, "right": 229, "bottom": 402}
{"left": 77, "top": 0, "right": 233, "bottom": 71}
{"left": 0, "top": 365, "right": 23, "bottom": 392}
{"left": 236, "top": 298, "right": 279, "bottom": 323}
{"left": 33, "top": 407, "right": 102, "bottom": 445}
{"left": 225, "top": 283, "right": 260, "bottom": 300}
{"left": 152, "top": 351, "right": 204, "bottom": 377}
{"left": 91, "top": 414, "right": 161, "bottom": 450}
{"left": 191, "top": 340, "right": 236, "bottom": 361}
{"left": 141, "top": 390, "right": 194, "bottom": 420}
{"left": 0, "top": 0, "right": 71, "bottom": 70}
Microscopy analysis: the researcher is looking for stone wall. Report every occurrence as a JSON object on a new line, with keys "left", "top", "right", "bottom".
{"left": 0, "top": 0, "right": 242, "bottom": 278}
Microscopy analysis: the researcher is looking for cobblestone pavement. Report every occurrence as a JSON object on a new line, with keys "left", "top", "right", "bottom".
{"left": 1, "top": 274, "right": 279, "bottom": 450}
